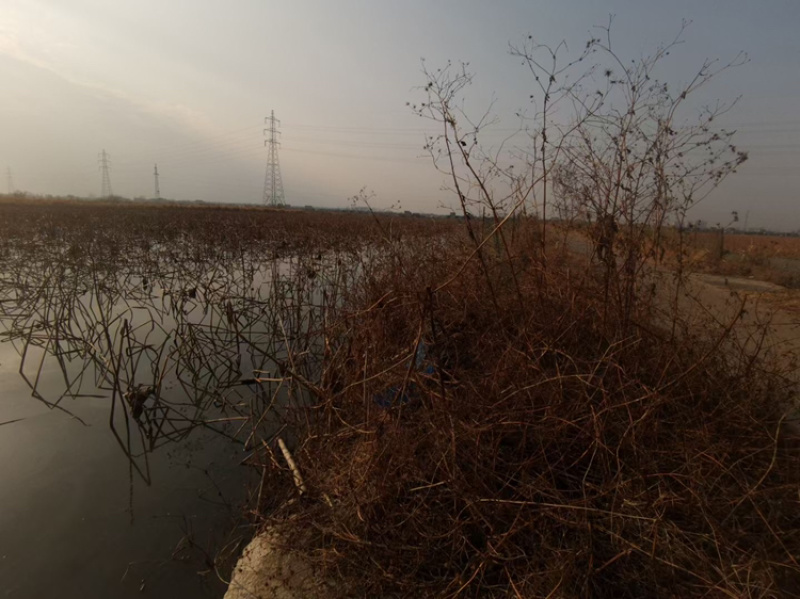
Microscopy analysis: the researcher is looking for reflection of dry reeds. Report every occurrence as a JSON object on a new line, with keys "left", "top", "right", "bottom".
{"left": 0, "top": 198, "right": 455, "bottom": 482}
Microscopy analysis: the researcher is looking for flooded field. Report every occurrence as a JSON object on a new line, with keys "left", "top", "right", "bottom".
{"left": 0, "top": 199, "right": 398, "bottom": 597}
{"left": 4, "top": 198, "right": 799, "bottom": 598}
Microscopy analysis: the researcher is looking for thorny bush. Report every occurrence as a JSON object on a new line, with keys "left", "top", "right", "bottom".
{"left": 264, "top": 224, "right": 800, "bottom": 598}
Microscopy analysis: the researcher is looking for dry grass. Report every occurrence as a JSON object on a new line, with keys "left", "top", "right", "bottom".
{"left": 3, "top": 197, "right": 798, "bottom": 597}
{"left": 262, "top": 224, "right": 800, "bottom": 598}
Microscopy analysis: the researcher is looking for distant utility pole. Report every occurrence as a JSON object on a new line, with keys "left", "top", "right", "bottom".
{"left": 154, "top": 164, "right": 160, "bottom": 199}
{"left": 262, "top": 110, "right": 285, "bottom": 206}
{"left": 6, "top": 168, "right": 13, "bottom": 194}
{"left": 98, "top": 150, "right": 113, "bottom": 198}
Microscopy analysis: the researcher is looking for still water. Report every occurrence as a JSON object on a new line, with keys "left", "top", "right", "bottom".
{"left": 0, "top": 337, "right": 254, "bottom": 598}
{"left": 0, "top": 253, "right": 331, "bottom": 597}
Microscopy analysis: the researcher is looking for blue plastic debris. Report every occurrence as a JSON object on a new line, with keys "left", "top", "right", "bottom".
{"left": 373, "top": 384, "right": 410, "bottom": 408}
{"left": 415, "top": 342, "right": 437, "bottom": 375}
{"left": 373, "top": 342, "right": 434, "bottom": 408}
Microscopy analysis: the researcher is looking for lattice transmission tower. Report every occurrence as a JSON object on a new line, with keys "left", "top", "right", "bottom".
{"left": 98, "top": 150, "right": 113, "bottom": 198}
{"left": 154, "top": 163, "right": 160, "bottom": 199}
{"left": 262, "top": 111, "right": 285, "bottom": 206}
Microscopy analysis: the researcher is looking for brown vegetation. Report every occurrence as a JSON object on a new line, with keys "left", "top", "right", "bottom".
{"left": 2, "top": 21, "right": 799, "bottom": 599}
{"left": 2, "top": 194, "right": 798, "bottom": 597}
{"left": 260, "top": 223, "right": 800, "bottom": 598}
{"left": 252, "top": 24, "right": 800, "bottom": 598}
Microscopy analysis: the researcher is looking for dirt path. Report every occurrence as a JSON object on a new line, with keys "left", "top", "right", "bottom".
{"left": 676, "top": 271, "right": 800, "bottom": 369}
{"left": 561, "top": 229, "right": 800, "bottom": 366}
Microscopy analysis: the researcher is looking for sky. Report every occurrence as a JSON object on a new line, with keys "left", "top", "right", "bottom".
{"left": 0, "top": 0, "right": 798, "bottom": 230}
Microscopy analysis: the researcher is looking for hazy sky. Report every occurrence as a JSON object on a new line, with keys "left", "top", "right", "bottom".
{"left": 0, "top": 0, "right": 798, "bottom": 229}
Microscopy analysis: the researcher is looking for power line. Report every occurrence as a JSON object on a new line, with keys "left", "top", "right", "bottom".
{"left": 97, "top": 115, "right": 800, "bottom": 166}
{"left": 263, "top": 110, "right": 285, "bottom": 206}
{"left": 49, "top": 116, "right": 796, "bottom": 204}
{"left": 113, "top": 123, "right": 264, "bottom": 166}
{"left": 281, "top": 146, "right": 429, "bottom": 165}
{"left": 98, "top": 149, "right": 113, "bottom": 198}
{"left": 98, "top": 115, "right": 800, "bottom": 173}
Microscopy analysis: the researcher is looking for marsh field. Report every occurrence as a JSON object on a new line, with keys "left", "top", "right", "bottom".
{"left": 0, "top": 197, "right": 455, "bottom": 597}
{"left": 1, "top": 197, "right": 799, "bottom": 598}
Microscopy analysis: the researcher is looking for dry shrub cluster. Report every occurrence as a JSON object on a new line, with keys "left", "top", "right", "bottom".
{"left": 267, "top": 229, "right": 800, "bottom": 598}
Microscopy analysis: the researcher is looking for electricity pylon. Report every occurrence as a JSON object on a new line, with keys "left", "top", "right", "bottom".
{"left": 98, "top": 150, "right": 113, "bottom": 198}
{"left": 154, "top": 164, "right": 160, "bottom": 199}
{"left": 262, "top": 111, "right": 285, "bottom": 206}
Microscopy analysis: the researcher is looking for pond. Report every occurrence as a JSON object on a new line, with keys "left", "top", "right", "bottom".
{"left": 0, "top": 232, "right": 341, "bottom": 598}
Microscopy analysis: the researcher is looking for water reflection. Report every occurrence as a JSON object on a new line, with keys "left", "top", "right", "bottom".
{"left": 0, "top": 231, "right": 350, "bottom": 597}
